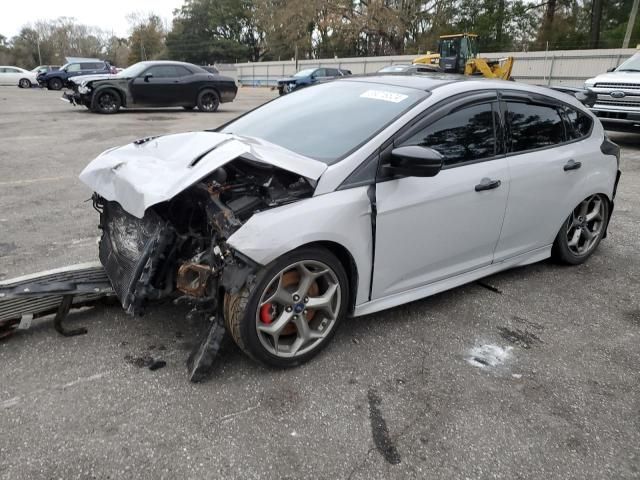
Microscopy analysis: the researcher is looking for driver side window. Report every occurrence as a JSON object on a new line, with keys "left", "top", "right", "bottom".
{"left": 401, "top": 103, "right": 497, "bottom": 167}
{"left": 67, "top": 64, "right": 81, "bottom": 72}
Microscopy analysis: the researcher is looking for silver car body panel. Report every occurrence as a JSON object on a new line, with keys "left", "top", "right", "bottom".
{"left": 79, "top": 131, "right": 327, "bottom": 218}
{"left": 227, "top": 186, "right": 373, "bottom": 306}
{"left": 80, "top": 77, "right": 617, "bottom": 318}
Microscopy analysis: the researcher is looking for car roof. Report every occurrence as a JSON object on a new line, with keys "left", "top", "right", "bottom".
{"left": 136, "top": 60, "right": 203, "bottom": 69}
{"left": 341, "top": 73, "right": 463, "bottom": 91}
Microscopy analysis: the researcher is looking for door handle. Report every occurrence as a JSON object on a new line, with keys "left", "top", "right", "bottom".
{"left": 563, "top": 159, "right": 582, "bottom": 171}
{"left": 475, "top": 178, "right": 501, "bottom": 192}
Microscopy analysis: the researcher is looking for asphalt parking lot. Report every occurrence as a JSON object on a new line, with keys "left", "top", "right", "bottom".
{"left": 1, "top": 86, "right": 639, "bottom": 480}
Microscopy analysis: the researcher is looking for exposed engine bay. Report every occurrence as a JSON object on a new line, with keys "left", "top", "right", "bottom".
{"left": 95, "top": 158, "right": 315, "bottom": 380}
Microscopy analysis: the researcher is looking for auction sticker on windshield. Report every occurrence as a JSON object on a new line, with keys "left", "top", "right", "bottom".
{"left": 360, "top": 90, "right": 409, "bottom": 103}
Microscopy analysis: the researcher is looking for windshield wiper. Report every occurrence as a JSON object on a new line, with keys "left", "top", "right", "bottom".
{"left": 616, "top": 68, "right": 640, "bottom": 72}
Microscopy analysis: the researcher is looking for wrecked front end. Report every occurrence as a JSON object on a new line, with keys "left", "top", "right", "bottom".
{"left": 86, "top": 134, "right": 322, "bottom": 380}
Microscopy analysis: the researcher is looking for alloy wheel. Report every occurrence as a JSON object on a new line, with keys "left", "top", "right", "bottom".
{"left": 200, "top": 93, "right": 219, "bottom": 111}
{"left": 98, "top": 93, "right": 117, "bottom": 113}
{"left": 565, "top": 194, "right": 605, "bottom": 256}
{"left": 255, "top": 260, "right": 341, "bottom": 358}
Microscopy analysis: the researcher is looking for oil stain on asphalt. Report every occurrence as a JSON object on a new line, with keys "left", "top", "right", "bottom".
{"left": 497, "top": 326, "right": 543, "bottom": 349}
{"left": 367, "top": 387, "right": 401, "bottom": 465}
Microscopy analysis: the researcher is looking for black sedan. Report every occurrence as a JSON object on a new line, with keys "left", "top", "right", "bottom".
{"left": 64, "top": 61, "right": 238, "bottom": 113}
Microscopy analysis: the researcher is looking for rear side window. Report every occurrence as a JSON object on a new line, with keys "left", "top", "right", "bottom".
{"left": 174, "top": 66, "right": 192, "bottom": 77}
{"left": 326, "top": 68, "right": 340, "bottom": 76}
{"left": 506, "top": 102, "right": 564, "bottom": 152}
{"left": 563, "top": 107, "right": 593, "bottom": 140}
{"left": 402, "top": 103, "right": 497, "bottom": 167}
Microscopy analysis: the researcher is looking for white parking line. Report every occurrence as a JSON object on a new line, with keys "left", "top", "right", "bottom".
{"left": 0, "top": 175, "right": 73, "bottom": 186}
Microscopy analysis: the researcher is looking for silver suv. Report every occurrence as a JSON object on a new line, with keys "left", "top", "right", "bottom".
{"left": 585, "top": 52, "right": 640, "bottom": 131}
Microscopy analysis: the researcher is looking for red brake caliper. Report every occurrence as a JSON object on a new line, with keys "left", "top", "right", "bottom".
{"left": 260, "top": 303, "right": 273, "bottom": 324}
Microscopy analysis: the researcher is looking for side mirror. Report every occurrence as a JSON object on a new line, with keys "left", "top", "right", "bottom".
{"left": 607, "top": 67, "right": 616, "bottom": 72}
{"left": 386, "top": 146, "right": 443, "bottom": 177}
{"left": 575, "top": 89, "right": 597, "bottom": 108}
{"left": 144, "top": 73, "right": 153, "bottom": 82}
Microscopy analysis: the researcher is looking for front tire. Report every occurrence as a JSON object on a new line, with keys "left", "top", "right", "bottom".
{"left": 224, "top": 247, "right": 349, "bottom": 368}
{"left": 552, "top": 194, "right": 609, "bottom": 265}
{"left": 197, "top": 89, "right": 220, "bottom": 112}
{"left": 18, "top": 78, "right": 31, "bottom": 88}
{"left": 48, "top": 78, "right": 63, "bottom": 90}
{"left": 92, "top": 89, "right": 121, "bottom": 114}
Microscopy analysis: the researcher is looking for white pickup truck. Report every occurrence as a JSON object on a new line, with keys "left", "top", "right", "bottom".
{"left": 585, "top": 52, "right": 640, "bottom": 131}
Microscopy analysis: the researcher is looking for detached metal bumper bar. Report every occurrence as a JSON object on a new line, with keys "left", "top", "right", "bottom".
{"left": 0, "top": 262, "right": 113, "bottom": 339}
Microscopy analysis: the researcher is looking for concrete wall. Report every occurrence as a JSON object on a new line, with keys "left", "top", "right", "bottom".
{"left": 231, "top": 48, "right": 637, "bottom": 88}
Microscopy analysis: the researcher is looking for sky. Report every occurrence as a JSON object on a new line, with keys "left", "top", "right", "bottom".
{"left": 0, "top": 0, "right": 184, "bottom": 39}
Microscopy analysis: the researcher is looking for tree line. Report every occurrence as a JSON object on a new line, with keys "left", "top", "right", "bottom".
{"left": 0, "top": 0, "right": 636, "bottom": 68}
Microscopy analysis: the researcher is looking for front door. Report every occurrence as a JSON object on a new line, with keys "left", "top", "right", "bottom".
{"left": 372, "top": 96, "right": 509, "bottom": 299}
{"left": 131, "top": 65, "right": 183, "bottom": 106}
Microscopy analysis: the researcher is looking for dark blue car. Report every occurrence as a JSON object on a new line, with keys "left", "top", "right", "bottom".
{"left": 276, "top": 67, "right": 351, "bottom": 95}
{"left": 38, "top": 60, "right": 113, "bottom": 90}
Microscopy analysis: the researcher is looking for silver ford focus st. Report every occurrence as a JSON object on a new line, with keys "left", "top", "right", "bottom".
{"left": 80, "top": 75, "right": 621, "bottom": 371}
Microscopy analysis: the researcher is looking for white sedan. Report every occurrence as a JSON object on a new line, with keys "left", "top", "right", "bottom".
{"left": 0, "top": 66, "right": 38, "bottom": 88}
{"left": 80, "top": 75, "right": 621, "bottom": 375}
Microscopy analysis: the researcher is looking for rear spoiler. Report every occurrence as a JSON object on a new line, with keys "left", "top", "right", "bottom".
{"left": 547, "top": 86, "right": 597, "bottom": 108}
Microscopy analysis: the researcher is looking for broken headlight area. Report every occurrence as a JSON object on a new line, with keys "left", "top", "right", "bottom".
{"left": 94, "top": 157, "right": 315, "bottom": 379}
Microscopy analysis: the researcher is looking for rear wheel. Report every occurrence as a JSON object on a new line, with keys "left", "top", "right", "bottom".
{"left": 197, "top": 89, "right": 220, "bottom": 112}
{"left": 552, "top": 194, "right": 609, "bottom": 265}
{"left": 18, "top": 78, "right": 31, "bottom": 88}
{"left": 224, "top": 247, "right": 348, "bottom": 368}
{"left": 93, "top": 89, "right": 121, "bottom": 114}
{"left": 48, "top": 78, "right": 63, "bottom": 90}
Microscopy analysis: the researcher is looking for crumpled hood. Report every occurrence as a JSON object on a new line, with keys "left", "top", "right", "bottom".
{"left": 70, "top": 74, "right": 118, "bottom": 85}
{"left": 79, "top": 131, "right": 327, "bottom": 218}
{"left": 586, "top": 71, "right": 640, "bottom": 85}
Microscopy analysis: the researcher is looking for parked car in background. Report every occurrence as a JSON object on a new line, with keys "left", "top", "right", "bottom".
{"left": 0, "top": 66, "right": 39, "bottom": 88}
{"left": 584, "top": 52, "right": 640, "bottom": 131}
{"left": 80, "top": 75, "right": 620, "bottom": 369}
{"left": 202, "top": 65, "right": 219, "bottom": 74}
{"left": 37, "top": 60, "right": 113, "bottom": 90}
{"left": 276, "top": 67, "right": 351, "bottom": 95}
{"left": 64, "top": 60, "right": 238, "bottom": 113}
{"left": 378, "top": 64, "right": 442, "bottom": 74}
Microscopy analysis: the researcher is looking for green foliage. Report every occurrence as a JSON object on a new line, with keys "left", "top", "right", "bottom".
{"left": 127, "top": 14, "right": 165, "bottom": 63}
{"left": 166, "top": 0, "right": 254, "bottom": 63}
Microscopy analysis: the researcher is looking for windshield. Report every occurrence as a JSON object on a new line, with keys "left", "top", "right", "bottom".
{"left": 221, "top": 81, "right": 428, "bottom": 164}
{"left": 294, "top": 68, "right": 316, "bottom": 78}
{"left": 439, "top": 39, "right": 459, "bottom": 58}
{"left": 59, "top": 63, "right": 70, "bottom": 71}
{"left": 117, "top": 62, "right": 150, "bottom": 77}
{"left": 616, "top": 53, "right": 640, "bottom": 72}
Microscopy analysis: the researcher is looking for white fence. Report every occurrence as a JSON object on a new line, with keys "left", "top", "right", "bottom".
{"left": 230, "top": 48, "right": 637, "bottom": 88}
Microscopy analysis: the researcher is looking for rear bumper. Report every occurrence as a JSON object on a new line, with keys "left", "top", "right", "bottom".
{"left": 220, "top": 86, "right": 238, "bottom": 103}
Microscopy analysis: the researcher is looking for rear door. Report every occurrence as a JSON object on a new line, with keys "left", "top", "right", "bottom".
{"left": 493, "top": 92, "right": 595, "bottom": 261}
{"left": 372, "top": 92, "right": 510, "bottom": 298}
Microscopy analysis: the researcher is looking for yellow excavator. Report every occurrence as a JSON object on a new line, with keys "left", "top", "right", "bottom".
{"left": 413, "top": 33, "right": 514, "bottom": 80}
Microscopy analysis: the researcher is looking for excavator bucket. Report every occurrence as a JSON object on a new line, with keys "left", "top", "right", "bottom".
{"left": 465, "top": 57, "right": 514, "bottom": 80}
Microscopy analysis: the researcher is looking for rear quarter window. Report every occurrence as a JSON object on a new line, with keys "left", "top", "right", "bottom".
{"left": 563, "top": 107, "right": 593, "bottom": 140}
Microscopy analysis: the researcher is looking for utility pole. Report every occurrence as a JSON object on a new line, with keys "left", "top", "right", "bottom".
{"left": 623, "top": 0, "right": 640, "bottom": 48}
{"left": 36, "top": 36, "right": 42, "bottom": 66}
